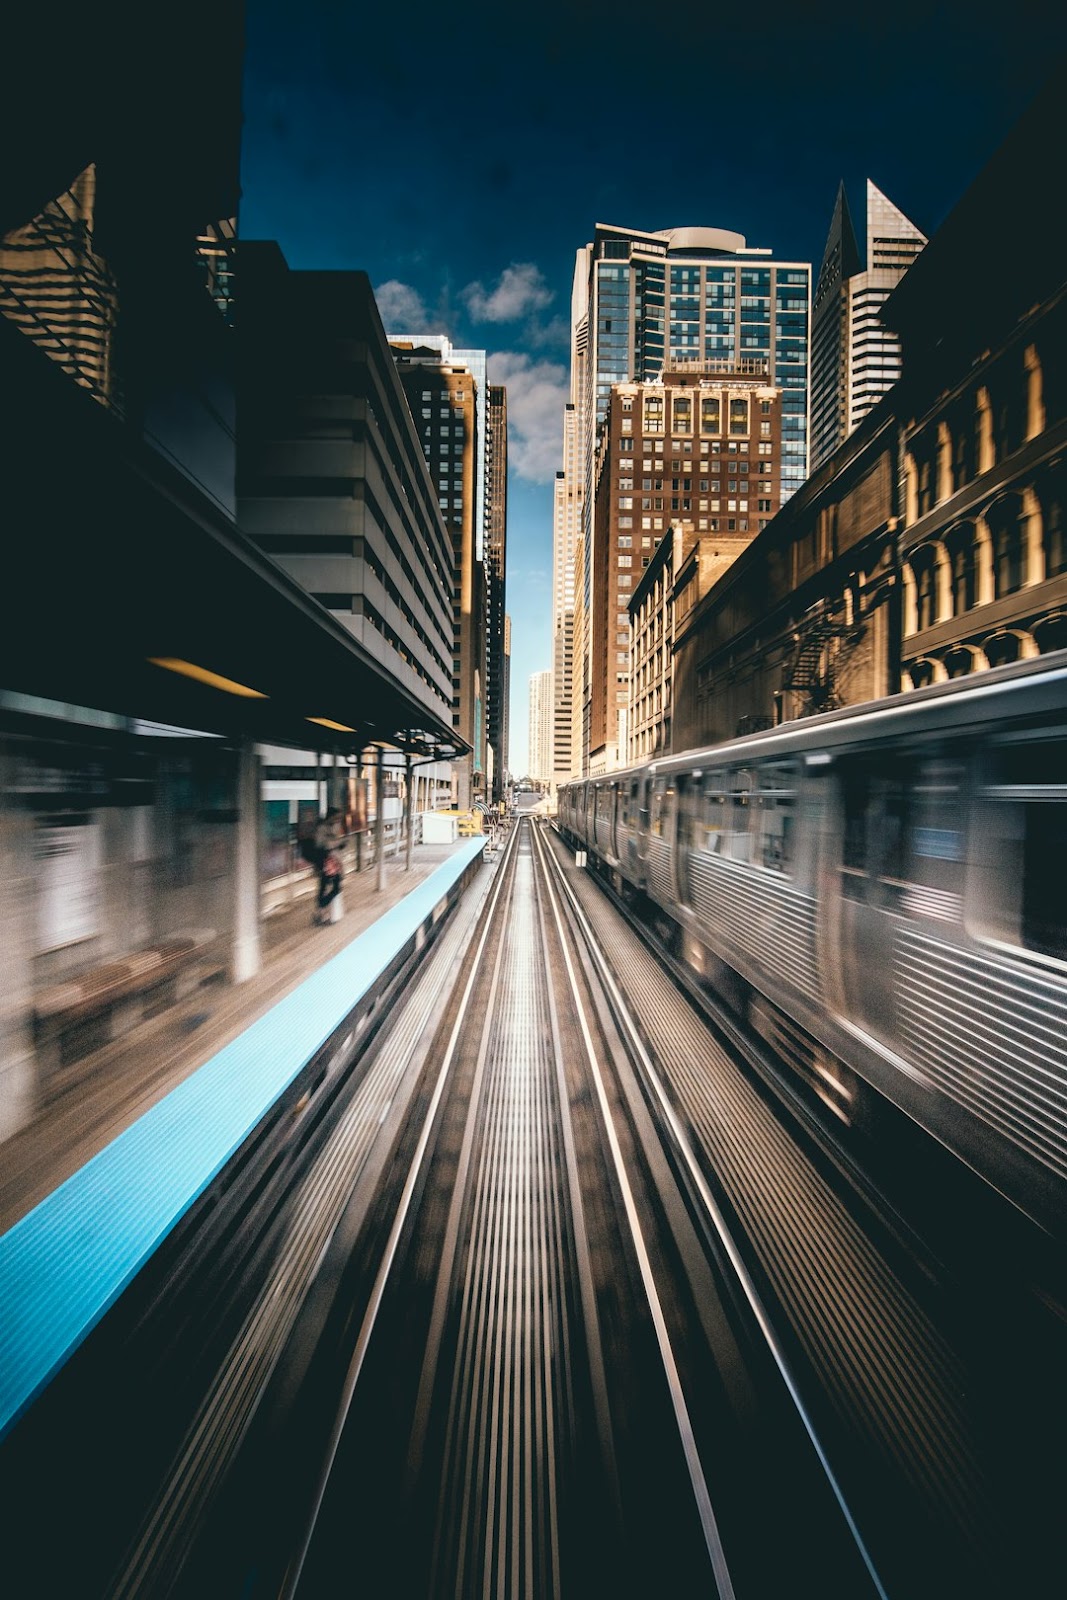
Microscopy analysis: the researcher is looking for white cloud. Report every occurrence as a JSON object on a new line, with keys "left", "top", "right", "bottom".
{"left": 462, "top": 263, "right": 554, "bottom": 324}
{"left": 488, "top": 352, "right": 568, "bottom": 484}
{"left": 374, "top": 279, "right": 429, "bottom": 329}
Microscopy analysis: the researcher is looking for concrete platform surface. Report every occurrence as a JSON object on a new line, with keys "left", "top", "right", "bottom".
{"left": 0, "top": 837, "right": 490, "bottom": 1237}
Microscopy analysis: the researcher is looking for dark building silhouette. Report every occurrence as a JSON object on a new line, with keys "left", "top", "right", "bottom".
{"left": 487, "top": 384, "right": 509, "bottom": 798}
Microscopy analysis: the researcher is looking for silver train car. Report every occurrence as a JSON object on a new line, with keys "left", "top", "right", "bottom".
{"left": 559, "top": 651, "right": 1067, "bottom": 1239}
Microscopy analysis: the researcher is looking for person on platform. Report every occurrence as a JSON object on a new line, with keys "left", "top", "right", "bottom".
{"left": 313, "top": 808, "right": 344, "bottom": 925}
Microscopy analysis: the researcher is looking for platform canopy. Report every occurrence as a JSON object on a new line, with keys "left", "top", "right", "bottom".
{"left": 0, "top": 318, "right": 465, "bottom": 762}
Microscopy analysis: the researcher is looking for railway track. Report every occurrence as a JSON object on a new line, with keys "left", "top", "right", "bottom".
{"left": 277, "top": 816, "right": 880, "bottom": 1598}
{"left": 6, "top": 815, "right": 1057, "bottom": 1597}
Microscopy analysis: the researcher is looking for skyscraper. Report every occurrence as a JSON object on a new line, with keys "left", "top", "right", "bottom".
{"left": 486, "top": 384, "right": 508, "bottom": 800}
{"left": 572, "top": 223, "right": 810, "bottom": 503}
{"left": 810, "top": 180, "right": 926, "bottom": 472}
{"left": 558, "top": 222, "right": 810, "bottom": 777}
{"left": 390, "top": 337, "right": 491, "bottom": 809}
{"left": 551, "top": 401, "right": 580, "bottom": 790}
{"left": 502, "top": 613, "right": 512, "bottom": 791}
{"left": 238, "top": 251, "right": 456, "bottom": 742}
{"left": 528, "top": 670, "right": 553, "bottom": 784}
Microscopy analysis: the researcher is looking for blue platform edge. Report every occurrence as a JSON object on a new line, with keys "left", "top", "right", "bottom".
{"left": 0, "top": 837, "right": 486, "bottom": 1441}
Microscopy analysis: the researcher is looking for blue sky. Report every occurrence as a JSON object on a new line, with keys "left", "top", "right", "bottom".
{"left": 238, "top": 1, "right": 1065, "bottom": 775}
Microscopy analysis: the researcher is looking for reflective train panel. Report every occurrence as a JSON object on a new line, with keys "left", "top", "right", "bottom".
{"left": 559, "top": 651, "right": 1067, "bottom": 1239}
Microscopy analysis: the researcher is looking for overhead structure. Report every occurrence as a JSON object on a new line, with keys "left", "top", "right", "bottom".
{"left": 0, "top": 316, "right": 466, "bottom": 763}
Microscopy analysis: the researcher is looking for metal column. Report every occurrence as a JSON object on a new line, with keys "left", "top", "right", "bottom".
{"left": 231, "top": 741, "right": 262, "bottom": 983}
{"left": 405, "top": 751, "right": 414, "bottom": 872}
{"left": 375, "top": 746, "right": 385, "bottom": 893}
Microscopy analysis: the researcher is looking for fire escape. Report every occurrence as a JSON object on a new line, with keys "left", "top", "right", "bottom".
{"left": 783, "top": 597, "right": 867, "bottom": 713}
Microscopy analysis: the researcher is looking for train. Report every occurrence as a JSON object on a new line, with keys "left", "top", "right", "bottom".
{"left": 558, "top": 650, "right": 1067, "bottom": 1240}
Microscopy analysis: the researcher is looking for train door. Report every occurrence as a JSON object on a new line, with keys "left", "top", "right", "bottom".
{"left": 675, "top": 772, "right": 701, "bottom": 904}
{"left": 835, "top": 757, "right": 910, "bottom": 1039}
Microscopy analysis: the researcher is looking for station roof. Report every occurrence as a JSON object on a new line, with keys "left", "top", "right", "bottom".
{"left": 0, "top": 317, "right": 465, "bottom": 762}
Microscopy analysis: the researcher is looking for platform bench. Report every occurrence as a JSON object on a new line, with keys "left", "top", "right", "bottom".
{"left": 33, "top": 933, "right": 218, "bottom": 1082}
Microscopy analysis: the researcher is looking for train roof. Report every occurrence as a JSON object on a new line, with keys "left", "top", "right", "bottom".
{"left": 562, "top": 651, "right": 1067, "bottom": 790}
{"left": 648, "top": 650, "right": 1067, "bottom": 778}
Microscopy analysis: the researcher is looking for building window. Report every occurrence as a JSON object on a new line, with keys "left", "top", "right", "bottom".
{"left": 914, "top": 551, "right": 937, "bottom": 629}
{"left": 993, "top": 522, "right": 1026, "bottom": 597}
{"left": 1038, "top": 473, "right": 1066, "bottom": 578}
{"left": 946, "top": 525, "right": 977, "bottom": 614}
{"left": 730, "top": 399, "right": 749, "bottom": 435}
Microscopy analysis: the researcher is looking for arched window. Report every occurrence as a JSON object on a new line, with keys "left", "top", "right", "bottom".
{"left": 911, "top": 548, "right": 937, "bottom": 630}
{"left": 984, "top": 631, "right": 1023, "bottom": 669}
{"left": 990, "top": 360, "right": 1027, "bottom": 461}
{"left": 944, "top": 644, "right": 979, "bottom": 679}
{"left": 1033, "top": 613, "right": 1067, "bottom": 655}
{"left": 945, "top": 523, "right": 977, "bottom": 615}
{"left": 986, "top": 494, "right": 1027, "bottom": 598}
{"left": 1037, "top": 472, "right": 1066, "bottom": 579}
{"left": 951, "top": 406, "right": 975, "bottom": 492}
{"left": 908, "top": 658, "right": 936, "bottom": 689}
{"left": 916, "top": 448, "right": 936, "bottom": 516}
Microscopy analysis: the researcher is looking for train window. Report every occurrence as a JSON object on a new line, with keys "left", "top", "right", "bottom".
{"left": 757, "top": 762, "right": 797, "bottom": 872}
{"left": 650, "top": 780, "right": 674, "bottom": 838}
{"left": 621, "top": 779, "right": 639, "bottom": 829}
{"left": 839, "top": 761, "right": 909, "bottom": 902}
{"left": 702, "top": 774, "right": 727, "bottom": 853}
{"left": 973, "top": 739, "right": 1067, "bottom": 960}
{"left": 725, "top": 769, "right": 755, "bottom": 862}
{"left": 906, "top": 761, "right": 965, "bottom": 898}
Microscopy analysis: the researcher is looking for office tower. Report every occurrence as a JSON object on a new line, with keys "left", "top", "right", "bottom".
{"left": 391, "top": 338, "right": 490, "bottom": 809}
{"left": 502, "top": 613, "right": 512, "bottom": 791}
{"left": 590, "top": 364, "right": 782, "bottom": 771}
{"left": 486, "top": 384, "right": 509, "bottom": 801}
{"left": 564, "top": 223, "right": 808, "bottom": 776}
{"left": 551, "top": 401, "right": 580, "bottom": 791}
{"left": 238, "top": 248, "right": 456, "bottom": 744}
{"left": 528, "top": 670, "right": 553, "bottom": 784}
{"left": 572, "top": 223, "right": 809, "bottom": 502}
{"left": 810, "top": 180, "right": 926, "bottom": 472}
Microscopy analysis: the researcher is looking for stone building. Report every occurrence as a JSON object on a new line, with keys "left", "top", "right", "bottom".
{"left": 882, "top": 78, "right": 1067, "bottom": 683}
{"left": 582, "top": 361, "right": 782, "bottom": 773}
{"left": 628, "top": 521, "right": 752, "bottom": 762}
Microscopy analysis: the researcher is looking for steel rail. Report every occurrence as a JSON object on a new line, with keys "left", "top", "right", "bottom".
{"left": 107, "top": 847, "right": 501, "bottom": 1597}
{"left": 278, "top": 820, "right": 523, "bottom": 1600}
{"left": 535, "top": 823, "right": 891, "bottom": 1600}
{"left": 529, "top": 821, "right": 738, "bottom": 1600}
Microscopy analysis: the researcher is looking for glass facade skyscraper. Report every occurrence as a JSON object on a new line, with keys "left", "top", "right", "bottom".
{"left": 581, "top": 225, "right": 810, "bottom": 502}
{"left": 561, "top": 224, "right": 811, "bottom": 775}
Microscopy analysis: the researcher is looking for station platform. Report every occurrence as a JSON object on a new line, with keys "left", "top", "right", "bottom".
{"left": 0, "top": 833, "right": 491, "bottom": 1440}
{"left": 0, "top": 837, "right": 488, "bottom": 1236}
